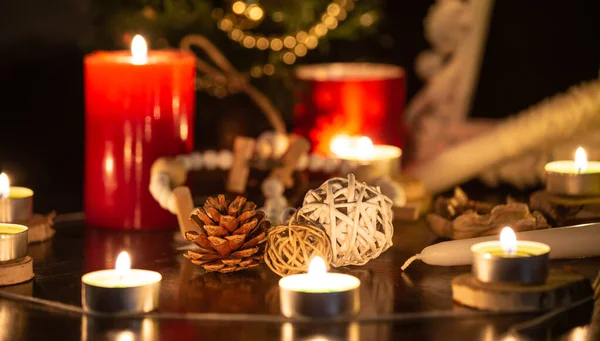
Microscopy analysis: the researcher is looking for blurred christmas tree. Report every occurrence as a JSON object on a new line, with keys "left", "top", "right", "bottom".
{"left": 87, "top": 0, "right": 381, "bottom": 126}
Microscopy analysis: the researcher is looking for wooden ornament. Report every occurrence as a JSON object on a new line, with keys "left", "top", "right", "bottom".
{"left": 269, "top": 135, "right": 310, "bottom": 189}
{"left": 391, "top": 175, "right": 432, "bottom": 219}
{"left": 172, "top": 186, "right": 199, "bottom": 238}
{"left": 392, "top": 206, "right": 421, "bottom": 221}
{"left": 226, "top": 137, "right": 256, "bottom": 194}
{"left": 452, "top": 270, "right": 593, "bottom": 312}
{"left": 150, "top": 157, "right": 187, "bottom": 187}
{"left": 0, "top": 256, "right": 34, "bottom": 287}
{"left": 264, "top": 213, "right": 333, "bottom": 277}
{"left": 300, "top": 174, "right": 394, "bottom": 267}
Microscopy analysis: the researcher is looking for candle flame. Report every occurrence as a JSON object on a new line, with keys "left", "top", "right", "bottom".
{"left": 0, "top": 173, "right": 9, "bottom": 199}
{"left": 356, "top": 136, "right": 374, "bottom": 159}
{"left": 330, "top": 134, "right": 375, "bottom": 160}
{"left": 131, "top": 35, "right": 148, "bottom": 65}
{"left": 500, "top": 227, "right": 517, "bottom": 255}
{"left": 308, "top": 256, "right": 327, "bottom": 275}
{"left": 575, "top": 147, "right": 587, "bottom": 173}
{"left": 115, "top": 251, "right": 131, "bottom": 276}
{"left": 330, "top": 133, "right": 352, "bottom": 157}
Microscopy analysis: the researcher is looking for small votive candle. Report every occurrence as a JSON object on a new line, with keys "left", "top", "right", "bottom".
{"left": 279, "top": 257, "right": 360, "bottom": 318}
{"left": 330, "top": 135, "right": 401, "bottom": 183}
{"left": 81, "top": 251, "right": 162, "bottom": 313}
{"left": 0, "top": 224, "right": 28, "bottom": 262}
{"left": 471, "top": 227, "right": 550, "bottom": 285}
{"left": 0, "top": 173, "right": 33, "bottom": 223}
{"left": 545, "top": 147, "right": 600, "bottom": 196}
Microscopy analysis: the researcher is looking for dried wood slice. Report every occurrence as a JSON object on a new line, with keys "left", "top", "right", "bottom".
{"left": 0, "top": 256, "right": 34, "bottom": 287}
{"left": 452, "top": 271, "right": 592, "bottom": 312}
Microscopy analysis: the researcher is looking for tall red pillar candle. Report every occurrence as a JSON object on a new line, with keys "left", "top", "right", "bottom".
{"left": 84, "top": 35, "right": 195, "bottom": 230}
{"left": 294, "top": 63, "right": 406, "bottom": 155}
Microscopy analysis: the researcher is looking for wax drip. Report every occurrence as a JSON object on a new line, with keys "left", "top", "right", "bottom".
{"left": 401, "top": 254, "right": 421, "bottom": 271}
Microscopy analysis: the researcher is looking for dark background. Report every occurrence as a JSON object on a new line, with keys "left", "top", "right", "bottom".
{"left": 0, "top": 0, "right": 598, "bottom": 214}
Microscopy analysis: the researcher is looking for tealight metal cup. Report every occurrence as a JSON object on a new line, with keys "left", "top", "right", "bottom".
{"left": 281, "top": 322, "right": 359, "bottom": 341}
{"left": 0, "top": 187, "right": 34, "bottom": 223}
{"left": 81, "top": 270, "right": 161, "bottom": 313}
{"left": 280, "top": 288, "right": 360, "bottom": 318}
{"left": 0, "top": 224, "right": 28, "bottom": 263}
{"left": 338, "top": 146, "right": 402, "bottom": 184}
{"left": 545, "top": 161, "right": 600, "bottom": 196}
{"left": 279, "top": 273, "right": 360, "bottom": 318}
{"left": 471, "top": 241, "right": 550, "bottom": 285}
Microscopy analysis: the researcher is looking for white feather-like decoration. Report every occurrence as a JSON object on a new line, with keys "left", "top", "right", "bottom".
{"left": 409, "top": 80, "right": 600, "bottom": 193}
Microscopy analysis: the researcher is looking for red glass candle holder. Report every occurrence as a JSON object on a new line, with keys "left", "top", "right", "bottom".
{"left": 293, "top": 63, "right": 406, "bottom": 155}
{"left": 84, "top": 50, "right": 195, "bottom": 230}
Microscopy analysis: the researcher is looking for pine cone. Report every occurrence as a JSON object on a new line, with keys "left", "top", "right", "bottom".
{"left": 184, "top": 194, "right": 270, "bottom": 273}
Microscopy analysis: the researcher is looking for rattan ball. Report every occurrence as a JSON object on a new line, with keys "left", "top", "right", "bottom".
{"left": 300, "top": 174, "right": 394, "bottom": 267}
{"left": 264, "top": 214, "right": 333, "bottom": 277}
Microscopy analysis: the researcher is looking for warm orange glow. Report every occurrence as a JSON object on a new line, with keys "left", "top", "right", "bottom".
{"left": 330, "top": 135, "right": 375, "bottom": 160}
{"left": 311, "top": 82, "right": 365, "bottom": 155}
{"left": 247, "top": 4, "right": 264, "bottom": 21}
{"left": 232, "top": 1, "right": 246, "bottom": 14}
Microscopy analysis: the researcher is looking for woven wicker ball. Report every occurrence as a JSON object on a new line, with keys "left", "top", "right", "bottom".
{"left": 299, "top": 174, "right": 394, "bottom": 267}
{"left": 264, "top": 214, "right": 333, "bottom": 277}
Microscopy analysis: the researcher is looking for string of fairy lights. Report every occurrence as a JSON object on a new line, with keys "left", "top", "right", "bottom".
{"left": 198, "top": 0, "right": 376, "bottom": 97}
{"left": 213, "top": 0, "right": 355, "bottom": 65}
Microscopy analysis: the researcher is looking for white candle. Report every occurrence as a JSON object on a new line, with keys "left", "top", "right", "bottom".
{"left": 81, "top": 251, "right": 162, "bottom": 313}
{"left": 402, "top": 222, "right": 600, "bottom": 270}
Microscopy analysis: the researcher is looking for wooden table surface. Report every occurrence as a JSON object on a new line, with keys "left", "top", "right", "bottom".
{"left": 1, "top": 179, "right": 599, "bottom": 341}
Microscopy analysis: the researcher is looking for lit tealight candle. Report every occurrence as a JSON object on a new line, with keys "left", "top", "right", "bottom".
{"left": 0, "top": 223, "right": 28, "bottom": 262}
{"left": 471, "top": 227, "right": 550, "bottom": 285}
{"left": 545, "top": 147, "right": 600, "bottom": 196}
{"left": 279, "top": 256, "right": 360, "bottom": 318}
{"left": 0, "top": 173, "right": 33, "bottom": 223}
{"left": 81, "top": 251, "right": 162, "bottom": 313}
{"left": 330, "top": 134, "right": 401, "bottom": 183}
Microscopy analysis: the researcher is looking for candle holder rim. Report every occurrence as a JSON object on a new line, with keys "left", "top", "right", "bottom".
{"left": 82, "top": 269, "right": 162, "bottom": 288}
{"left": 85, "top": 50, "right": 196, "bottom": 65}
{"left": 279, "top": 273, "right": 361, "bottom": 292}
{"left": 471, "top": 240, "right": 550, "bottom": 255}
{"left": 544, "top": 160, "right": 600, "bottom": 174}
{"left": 336, "top": 145, "right": 402, "bottom": 162}
{"left": 295, "top": 62, "right": 405, "bottom": 81}
{"left": 4, "top": 186, "right": 34, "bottom": 198}
{"left": 0, "top": 223, "right": 28, "bottom": 239}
